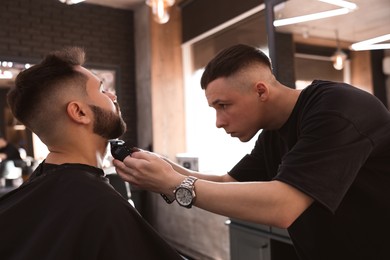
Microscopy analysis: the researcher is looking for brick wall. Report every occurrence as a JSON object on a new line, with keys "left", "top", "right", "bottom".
{"left": 0, "top": 0, "right": 137, "bottom": 147}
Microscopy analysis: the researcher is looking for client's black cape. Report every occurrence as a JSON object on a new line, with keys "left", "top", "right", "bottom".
{"left": 0, "top": 163, "right": 182, "bottom": 260}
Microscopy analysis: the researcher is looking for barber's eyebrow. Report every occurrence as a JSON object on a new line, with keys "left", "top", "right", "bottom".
{"left": 210, "top": 99, "right": 223, "bottom": 107}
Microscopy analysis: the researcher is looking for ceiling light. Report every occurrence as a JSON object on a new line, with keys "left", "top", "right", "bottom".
{"left": 59, "top": 0, "right": 85, "bottom": 5}
{"left": 274, "top": 8, "right": 350, "bottom": 27}
{"left": 318, "top": 0, "right": 357, "bottom": 10}
{"left": 331, "top": 30, "right": 347, "bottom": 70}
{"left": 351, "top": 44, "right": 390, "bottom": 51}
{"left": 274, "top": 0, "right": 357, "bottom": 27}
{"left": 332, "top": 50, "right": 347, "bottom": 70}
{"left": 350, "top": 34, "right": 390, "bottom": 51}
{"left": 146, "top": 0, "right": 175, "bottom": 24}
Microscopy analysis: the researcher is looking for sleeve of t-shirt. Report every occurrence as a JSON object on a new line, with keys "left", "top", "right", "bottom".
{"left": 275, "top": 112, "right": 373, "bottom": 213}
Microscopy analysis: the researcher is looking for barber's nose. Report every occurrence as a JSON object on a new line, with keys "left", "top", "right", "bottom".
{"left": 216, "top": 115, "right": 225, "bottom": 129}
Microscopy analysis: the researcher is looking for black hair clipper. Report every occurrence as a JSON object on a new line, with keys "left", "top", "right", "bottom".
{"left": 109, "top": 139, "right": 139, "bottom": 161}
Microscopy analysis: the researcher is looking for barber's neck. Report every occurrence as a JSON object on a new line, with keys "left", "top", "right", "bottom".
{"left": 268, "top": 83, "right": 302, "bottom": 130}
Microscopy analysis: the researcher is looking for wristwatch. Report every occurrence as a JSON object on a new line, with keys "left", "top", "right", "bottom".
{"left": 174, "top": 176, "right": 198, "bottom": 208}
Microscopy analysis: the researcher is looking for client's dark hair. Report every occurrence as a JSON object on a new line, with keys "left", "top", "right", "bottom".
{"left": 7, "top": 47, "right": 87, "bottom": 134}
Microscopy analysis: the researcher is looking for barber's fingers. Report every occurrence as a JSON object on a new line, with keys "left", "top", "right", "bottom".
{"left": 130, "top": 150, "right": 161, "bottom": 160}
{"left": 113, "top": 159, "right": 135, "bottom": 182}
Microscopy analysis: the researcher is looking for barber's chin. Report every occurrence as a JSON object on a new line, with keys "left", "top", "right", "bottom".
{"left": 229, "top": 134, "right": 246, "bottom": 142}
{"left": 238, "top": 137, "right": 251, "bottom": 142}
{"left": 235, "top": 133, "right": 255, "bottom": 143}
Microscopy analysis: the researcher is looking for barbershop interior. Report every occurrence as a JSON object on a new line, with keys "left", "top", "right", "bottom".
{"left": 1, "top": 0, "right": 389, "bottom": 259}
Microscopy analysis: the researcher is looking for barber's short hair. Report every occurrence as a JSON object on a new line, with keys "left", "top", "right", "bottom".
{"left": 7, "top": 47, "right": 87, "bottom": 134}
{"left": 200, "top": 44, "right": 272, "bottom": 89}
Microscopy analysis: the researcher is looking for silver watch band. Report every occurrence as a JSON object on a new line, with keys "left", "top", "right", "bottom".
{"left": 181, "top": 176, "right": 197, "bottom": 188}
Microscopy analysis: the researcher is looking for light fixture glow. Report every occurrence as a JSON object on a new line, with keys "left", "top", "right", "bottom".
{"left": 331, "top": 30, "right": 347, "bottom": 70}
{"left": 351, "top": 44, "right": 390, "bottom": 51}
{"left": 59, "top": 0, "right": 85, "bottom": 5}
{"left": 146, "top": 0, "right": 175, "bottom": 24}
{"left": 274, "top": 0, "right": 357, "bottom": 27}
{"left": 350, "top": 34, "right": 390, "bottom": 51}
{"left": 318, "top": 0, "right": 357, "bottom": 10}
{"left": 274, "top": 8, "right": 351, "bottom": 27}
{"left": 0, "top": 69, "right": 13, "bottom": 79}
{"left": 332, "top": 50, "right": 347, "bottom": 70}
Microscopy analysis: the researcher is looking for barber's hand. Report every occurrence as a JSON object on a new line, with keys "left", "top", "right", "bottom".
{"left": 113, "top": 151, "right": 184, "bottom": 195}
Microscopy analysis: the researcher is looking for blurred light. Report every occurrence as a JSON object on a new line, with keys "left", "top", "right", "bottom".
{"left": 146, "top": 0, "right": 175, "bottom": 24}
{"left": 351, "top": 34, "right": 390, "bottom": 51}
{"left": 319, "top": 0, "right": 357, "bottom": 10}
{"left": 0, "top": 69, "right": 13, "bottom": 79}
{"left": 274, "top": 0, "right": 357, "bottom": 27}
{"left": 332, "top": 50, "right": 347, "bottom": 70}
{"left": 332, "top": 30, "right": 347, "bottom": 70}
{"left": 274, "top": 8, "right": 351, "bottom": 27}
{"left": 59, "top": 0, "right": 85, "bottom": 5}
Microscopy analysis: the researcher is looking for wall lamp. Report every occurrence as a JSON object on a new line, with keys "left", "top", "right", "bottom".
{"left": 146, "top": 0, "right": 175, "bottom": 24}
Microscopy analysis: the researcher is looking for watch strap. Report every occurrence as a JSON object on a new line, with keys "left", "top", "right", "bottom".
{"left": 160, "top": 193, "right": 175, "bottom": 204}
{"left": 181, "top": 176, "right": 198, "bottom": 188}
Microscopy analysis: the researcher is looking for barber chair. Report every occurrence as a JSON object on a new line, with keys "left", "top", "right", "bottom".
{"left": 0, "top": 160, "right": 24, "bottom": 188}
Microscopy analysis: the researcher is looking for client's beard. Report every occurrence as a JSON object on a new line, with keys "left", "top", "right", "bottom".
{"left": 89, "top": 103, "right": 127, "bottom": 139}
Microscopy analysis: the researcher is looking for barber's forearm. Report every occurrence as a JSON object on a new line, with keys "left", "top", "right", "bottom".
{"left": 192, "top": 180, "right": 313, "bottom": 228}
{"left": 163, "top": 157, "right": 229, "bottom": 182}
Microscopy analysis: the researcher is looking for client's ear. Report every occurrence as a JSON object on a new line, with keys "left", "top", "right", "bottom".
{"left": 66, "top": 101, "right": 91, "bottom": 124}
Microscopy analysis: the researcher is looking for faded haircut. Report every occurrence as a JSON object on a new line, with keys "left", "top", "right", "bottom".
{"left": 200, "top": 44, "right": 273, "bottom": 90}
{"left": 7, "top": 47, "right": 87, "bottom": 136}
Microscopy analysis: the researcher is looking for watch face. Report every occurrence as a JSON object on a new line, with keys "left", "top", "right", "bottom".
{"left": 175, "top": 187, "right": 193, "bottom": 206}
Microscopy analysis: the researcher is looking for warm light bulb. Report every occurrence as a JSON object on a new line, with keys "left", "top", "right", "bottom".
{"left": 146, "top": 0, "right": 175, "bottom": 24}
{"left": 332, "top": 50, "right": 347, "bottom": 70}
{"left": 154, "top": 0, "right": 170, "bottom": 24}
{"left": 59, "top": 0, "right": 85, "bottom": 4}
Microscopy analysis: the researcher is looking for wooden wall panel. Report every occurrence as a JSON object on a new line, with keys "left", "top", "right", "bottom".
{"left": 150, "top": 6, "right": 186, "bottom": 159}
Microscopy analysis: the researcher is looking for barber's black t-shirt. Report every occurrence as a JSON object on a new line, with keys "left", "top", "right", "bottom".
{"left": 0, "top": 163, "right": 183, "bottom": 260}
{"left": 229, "top": 80, "right": 390, "bottom": 260}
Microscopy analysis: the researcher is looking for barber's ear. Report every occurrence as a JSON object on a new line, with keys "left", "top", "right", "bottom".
{"left": 255, "top": 82, "right": 269, "bottom": 101}
{"left": 66, "top": 102, "right": 91, "bottom": 124}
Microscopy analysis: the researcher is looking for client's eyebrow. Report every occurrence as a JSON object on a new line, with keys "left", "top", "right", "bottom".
{"left": 99, "top": 81, "right": 104, "bottom": 90}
